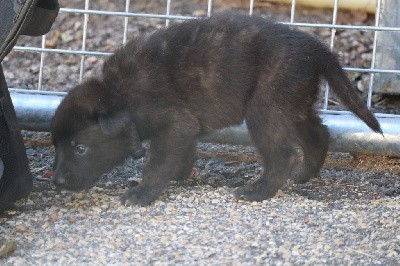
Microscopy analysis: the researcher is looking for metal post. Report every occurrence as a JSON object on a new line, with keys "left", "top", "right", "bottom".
{"left": 373, "top": 0, "right": 400, "bottom": 94}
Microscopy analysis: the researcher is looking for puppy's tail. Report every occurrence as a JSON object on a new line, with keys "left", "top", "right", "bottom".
{"left": 319, "top": 48, "right": 382, "bottom": 134}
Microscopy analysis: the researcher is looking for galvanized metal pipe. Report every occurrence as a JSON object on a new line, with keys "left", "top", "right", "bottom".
{"left": 10, "top": 90, "right": 64, "bottom": 131}
{"left": 10, "top": 91, "right": 400, "bottom": 156}
{"left": 202, "top": 114, "right": 400, "bottom": 156}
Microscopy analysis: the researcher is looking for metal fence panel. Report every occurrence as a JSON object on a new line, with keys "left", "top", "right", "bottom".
{"left": 4, "top": 0, "right": 400, "bottom": 155}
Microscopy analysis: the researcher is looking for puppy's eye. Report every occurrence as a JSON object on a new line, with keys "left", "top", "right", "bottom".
{"left": 74, "top": 144, "right": 88, "bottom": 156}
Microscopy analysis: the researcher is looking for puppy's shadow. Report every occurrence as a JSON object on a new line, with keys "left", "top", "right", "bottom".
{"left": 189, "top": 148, "right": 399, "bottom": 202}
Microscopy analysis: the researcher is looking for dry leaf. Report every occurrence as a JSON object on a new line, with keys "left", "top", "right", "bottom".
{"left": 0, "top": 240, "right": 17, "bottom": 258}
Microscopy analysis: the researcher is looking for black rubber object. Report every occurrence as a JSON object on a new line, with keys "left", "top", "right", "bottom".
{"left": 0, "top": 66, "right": 33, "bottom": 213}
{"left": 0, "top": 0, "right": 59, "bottom": 212}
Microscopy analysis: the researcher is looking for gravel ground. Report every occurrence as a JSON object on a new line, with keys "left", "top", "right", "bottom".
{"left": 1, "top": 1, "right": 399, "bottom": 265}
{"left": 0, "top": 132, "right": 399, "bottom": 264}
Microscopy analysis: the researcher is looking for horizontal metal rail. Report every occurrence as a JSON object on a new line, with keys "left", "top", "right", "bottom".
{"left": 343, "top": 68, "right": 400, "bottom": 75}
{"left": 58, "top": 8, "right": 400, "bottom": 32}
{"left": 59, "top": 8, "right": 198, "bottom": 21}
{"left": 202, "top": 114, "right": 400, "bottom": 156}
{"left": 12, "top": 46, "right": 112, "bottom": 57}
{"left": 8, "top": 88, "right": 400, "bottom": 118}
{"left": 282, "top": 22, "right": 400, "bottom": 32}
{"left": 9, "top": 90, "right": 400, "bottom": 156}
{"left": 10, "top": 44, "right": 400, "bottom": 75}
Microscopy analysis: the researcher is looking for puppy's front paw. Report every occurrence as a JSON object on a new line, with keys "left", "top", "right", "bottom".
{"left": 121, "top": 185, "right": 161, "bottom": 206}
{"left": 291, "top": 173, "right": 312, "bottom": 184}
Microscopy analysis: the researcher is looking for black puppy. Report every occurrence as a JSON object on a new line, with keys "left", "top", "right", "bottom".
{"left": 51, "top": 11, "right": 382, "bottom": 206}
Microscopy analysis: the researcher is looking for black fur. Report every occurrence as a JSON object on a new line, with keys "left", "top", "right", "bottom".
{"left": 51, "top": 11, "right": 382, "bottom": 205}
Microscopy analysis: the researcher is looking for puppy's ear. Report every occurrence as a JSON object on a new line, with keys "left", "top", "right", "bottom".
{"left": 98, "top": 111, "right": 131, "bottom": 135}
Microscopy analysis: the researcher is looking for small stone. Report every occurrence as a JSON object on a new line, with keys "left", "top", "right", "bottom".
{"left": 86, "top": 56, "right": 98, "bottom": 63}
{"left": 15, "top": 225, "right": 28, "bottom": 233}
{"left": 48, "top": 212, "right": 58, "bottom": 222}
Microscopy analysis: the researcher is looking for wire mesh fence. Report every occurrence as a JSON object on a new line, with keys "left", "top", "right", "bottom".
{"left": 5, "top": 0, "right": 400, "bottom": 112}
{"left": 2, "top": 0, "right": 400, "bottom": 154}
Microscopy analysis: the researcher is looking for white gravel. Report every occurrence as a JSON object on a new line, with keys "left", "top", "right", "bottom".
{"left": 1, "top": 182, "right": 399, "bottom": 264}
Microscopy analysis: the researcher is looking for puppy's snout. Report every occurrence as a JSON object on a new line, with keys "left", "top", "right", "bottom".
{"left": 53, "top": 166, "right": 70, "bottom": 187}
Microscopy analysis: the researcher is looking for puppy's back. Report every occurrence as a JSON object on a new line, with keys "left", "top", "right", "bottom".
{"left": 102, "top": 12, "right": 327, "bottom": 132}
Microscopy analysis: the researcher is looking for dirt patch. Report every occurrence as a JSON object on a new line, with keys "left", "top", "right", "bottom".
{"left": 198, "top": 147, "right": 400, "bottom": 175}
{"left": 325, "top": 153, "right": 400, "bottom": 174}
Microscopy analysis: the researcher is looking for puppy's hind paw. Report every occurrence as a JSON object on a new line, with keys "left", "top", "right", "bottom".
{"left": 233, "top": 182, "right": 278, "bottom": 202}
{"left": 234, "top": 186, "right": 265, "bottom": 202}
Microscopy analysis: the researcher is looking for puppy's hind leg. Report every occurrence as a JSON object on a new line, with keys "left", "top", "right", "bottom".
{"left": 292, "top": 112, "right": 329, "bottom": 184}
{"left": 174, "top": 142, "right": 197, "bottom": 182}
{"left": 234, "top": 105, "right": 297, "bottom": 201}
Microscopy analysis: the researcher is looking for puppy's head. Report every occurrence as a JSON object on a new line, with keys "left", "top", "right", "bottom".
{"left": 51, "top": 79, "right": 145, "bottom": 191}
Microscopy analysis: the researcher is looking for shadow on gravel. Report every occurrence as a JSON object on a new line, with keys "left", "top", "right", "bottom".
{"left": 9, "top": 132, "right": 398, "bottom": 215}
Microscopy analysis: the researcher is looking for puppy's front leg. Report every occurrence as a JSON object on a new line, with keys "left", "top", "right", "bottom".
{"left": 121, "top": 112, "right": 199, "bottom": 206}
